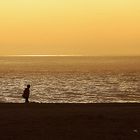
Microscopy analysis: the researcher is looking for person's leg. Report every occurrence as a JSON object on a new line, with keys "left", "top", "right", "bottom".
{"left": 25, "top": 98, "right": 29, "bottom": 103}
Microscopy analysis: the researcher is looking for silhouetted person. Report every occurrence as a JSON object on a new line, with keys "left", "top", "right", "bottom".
{"left": 22, "top": 85, "right": 31, "bottom": 103}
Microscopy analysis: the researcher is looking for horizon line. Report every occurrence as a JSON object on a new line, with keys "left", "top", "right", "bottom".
{"left": 1, "top": 55, "right": 85, "bottom": 57}
{"left": 0, "top": 55, "right": 140, "bottom": 57}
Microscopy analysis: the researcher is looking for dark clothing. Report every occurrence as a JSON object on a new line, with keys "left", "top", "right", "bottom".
{"left": 23, "top": 88, "right": 30, "bottom": 103}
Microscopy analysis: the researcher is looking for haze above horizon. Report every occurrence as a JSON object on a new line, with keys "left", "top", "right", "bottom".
{"left": 0, "top": 0, "right": 140, "bottom": 56}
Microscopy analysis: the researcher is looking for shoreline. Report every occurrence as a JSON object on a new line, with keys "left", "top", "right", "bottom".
{"left": 0, "top": 103, "right": 140, "bottom": 139}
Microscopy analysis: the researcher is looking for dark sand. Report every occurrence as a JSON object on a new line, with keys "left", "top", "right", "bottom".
{"left": 0, "top": 103, "right": 140, "bottom": 140}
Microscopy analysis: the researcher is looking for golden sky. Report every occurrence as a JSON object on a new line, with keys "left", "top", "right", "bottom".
{"left": 0, "top": 0, "right": 140, "bottom": 56}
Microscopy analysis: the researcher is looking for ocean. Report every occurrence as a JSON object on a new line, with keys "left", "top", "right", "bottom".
{"left": 0, "top": 56, "right": 140, "bottom": 103}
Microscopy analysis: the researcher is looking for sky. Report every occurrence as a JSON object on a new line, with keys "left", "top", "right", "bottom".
{"left": 0, "top": 0, "right": 140, "bottom": 56}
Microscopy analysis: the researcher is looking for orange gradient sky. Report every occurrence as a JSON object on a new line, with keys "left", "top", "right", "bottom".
{"left": 0, "top": 0, "right": 140, "bottom": 56}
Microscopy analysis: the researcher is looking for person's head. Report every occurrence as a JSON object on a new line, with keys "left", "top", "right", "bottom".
{"left": 27, "top": 84, "right": 30, "bottom": 89}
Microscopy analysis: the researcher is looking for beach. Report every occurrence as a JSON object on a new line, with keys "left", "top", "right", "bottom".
{"left": 0, "top": 103, "right": 140, "bottom": 140}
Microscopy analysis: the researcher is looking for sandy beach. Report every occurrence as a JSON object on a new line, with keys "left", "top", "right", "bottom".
{"left": 0, "top": 103, "right": 140, "bottom": 140}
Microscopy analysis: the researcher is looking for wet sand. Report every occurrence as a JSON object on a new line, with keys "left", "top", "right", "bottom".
{"left": 0, "top": 103, "right": 140, "bottom": 140}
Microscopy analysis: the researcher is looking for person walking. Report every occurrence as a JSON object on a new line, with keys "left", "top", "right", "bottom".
{"left": 22, "top": 85, "right": 31, "bottom": 103}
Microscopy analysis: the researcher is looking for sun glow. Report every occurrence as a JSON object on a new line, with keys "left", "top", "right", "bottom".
{"left": 5, "top": 55, "right": 84, "bottom": 57}
{"left": 0, "top": 0, "right": 140, "bottom": 56}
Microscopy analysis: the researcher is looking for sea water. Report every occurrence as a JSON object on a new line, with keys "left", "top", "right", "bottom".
{"left": 0, "top": 56, "right": 140, "bottom": 103}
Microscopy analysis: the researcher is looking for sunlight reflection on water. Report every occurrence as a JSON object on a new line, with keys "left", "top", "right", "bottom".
{"left": 0, "top": 56, "right": 140, "bottom": 103}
